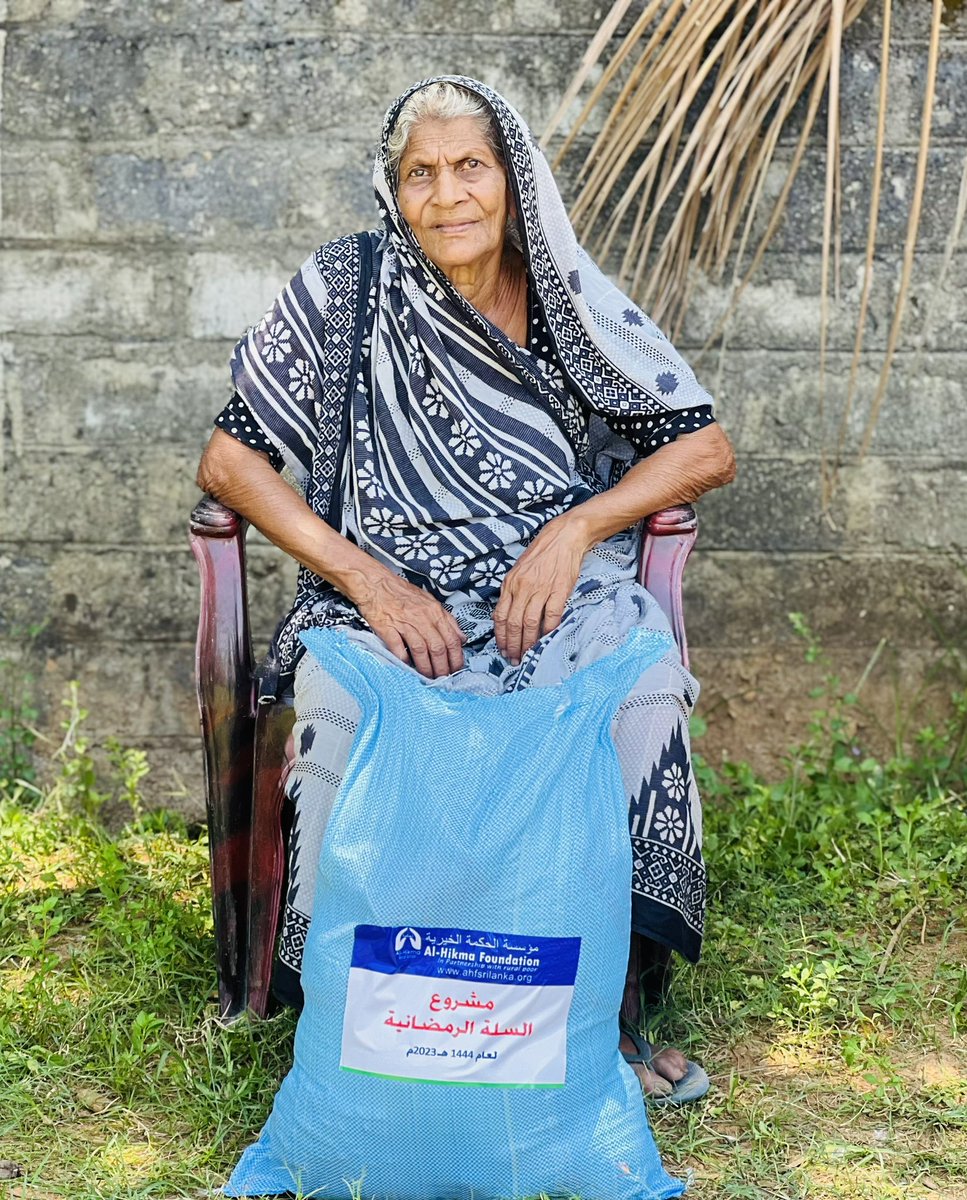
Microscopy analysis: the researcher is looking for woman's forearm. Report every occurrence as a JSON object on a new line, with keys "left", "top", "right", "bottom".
{"left": 564, "top": 422, "right": 736, "bottom": 550}
{"left": 196, "top": 429, "right": 388, "bottom": 603}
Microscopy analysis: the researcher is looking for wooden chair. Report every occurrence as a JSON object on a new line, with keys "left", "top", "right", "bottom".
{"left": 189, "top": 499, "right": 698, "bottom": 1022}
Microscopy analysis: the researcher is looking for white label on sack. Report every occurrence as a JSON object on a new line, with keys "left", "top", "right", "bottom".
{"left": 340, "top": 924, "right": 581, "bottom": 1086}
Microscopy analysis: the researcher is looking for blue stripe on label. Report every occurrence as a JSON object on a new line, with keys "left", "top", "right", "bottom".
{"left": 351, "top": 925, "right": 581, "bottom": 987}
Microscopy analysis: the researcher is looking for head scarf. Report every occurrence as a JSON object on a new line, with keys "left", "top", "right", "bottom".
{"left": 230, "top": 76, "right": 713, "bottom": 665}
{"left": 374, "top": 77, "right": 711, "bottom": 428}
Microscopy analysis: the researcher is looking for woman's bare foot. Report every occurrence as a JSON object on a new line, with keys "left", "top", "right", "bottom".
{"left": 618, "top": 1031, "right": 689, "bottom": 1098}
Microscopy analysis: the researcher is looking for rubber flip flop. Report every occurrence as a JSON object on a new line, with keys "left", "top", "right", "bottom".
{"left": 619, "top": 1026, "right": 710, "bottom": 1106}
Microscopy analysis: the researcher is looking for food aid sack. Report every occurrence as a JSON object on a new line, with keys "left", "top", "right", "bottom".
{"left": 225, "top": 625, "right": 686, "bottom": 1200}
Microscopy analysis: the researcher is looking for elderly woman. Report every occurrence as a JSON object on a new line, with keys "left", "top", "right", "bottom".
{"left": 197, "top": 76, "right": 734, "bottom": 1102}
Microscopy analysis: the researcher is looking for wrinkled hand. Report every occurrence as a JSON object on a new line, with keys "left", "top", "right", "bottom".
{"left": 494, "top": 516, "right": 589, "bottom": 665}
{"left": 354, "top": 570, "right": 465, "bottom": 679}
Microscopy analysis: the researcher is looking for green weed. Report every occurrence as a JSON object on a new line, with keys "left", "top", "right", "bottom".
{"left": 653, "top": 620, "right": 967, "bottom": 1197}
{"left": 0, "top": 663, "right": 39, "bottom": 794}
{"left": 0, "top": 638, "right": 964, "bottom": 1199}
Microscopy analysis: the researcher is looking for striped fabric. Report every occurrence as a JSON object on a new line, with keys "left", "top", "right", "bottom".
{"left": 228, "top": 77, "right": 715, "bottom": 681}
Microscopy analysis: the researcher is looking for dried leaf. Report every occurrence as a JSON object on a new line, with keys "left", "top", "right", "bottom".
{"left": 75, "top": 1085, "right": 114, "bottom": 1113}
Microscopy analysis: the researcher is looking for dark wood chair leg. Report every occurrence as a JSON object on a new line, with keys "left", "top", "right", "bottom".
{"left": 246, "top": 697, "right": 296, "bottom": 1018}
{"left": 189, "top": 498, "right": 256, "bottom": 1023}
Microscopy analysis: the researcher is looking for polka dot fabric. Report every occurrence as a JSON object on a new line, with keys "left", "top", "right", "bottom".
{"left": 215, "top": 393, "right": 283, "bottom": 469}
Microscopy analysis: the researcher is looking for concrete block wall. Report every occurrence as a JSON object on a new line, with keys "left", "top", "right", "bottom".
{"left": 1, "top": 0, "right": 964, "bottom": 811}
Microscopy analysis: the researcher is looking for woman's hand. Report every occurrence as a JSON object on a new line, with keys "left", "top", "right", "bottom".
{"left": 353, "top": 569, "right": 466, "bottom": 679}
{"left": 492, "top": 424, "right": 737, "bottom": 664}
{"left": 197, "top": 430, "right": 465, "bottom": 679}
{"left": 494, "top": 515, "right": 589, "bottom": 664}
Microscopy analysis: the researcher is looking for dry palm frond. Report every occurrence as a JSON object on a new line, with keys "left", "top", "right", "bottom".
{"left": 823, "top": 0, "right": 893, "bottom": 509}
{"left": 858, "top": 0, "right": 944, "bottom": 458}
{"left": 817, "top": 0, "right": 846, "bottom": 501}
{"left": 542, "top": 0, "right": 642, "bottom": 149}
{"left": 542, "top": 0, "right": 870, "bottom": 332}
{"left": 544, "top": 0, "right": 949, "bottom": 488}
{"left": 912, "top": 146, "right": 967, "bottom": 367}
{"left": 712, "top": 0, "right": 823, "bottom": 395}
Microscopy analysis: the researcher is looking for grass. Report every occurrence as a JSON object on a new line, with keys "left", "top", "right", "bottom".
{"left": 653, "top": 763, "right": 967, "bottom": 1199}
{"left": 1, "top": 640, "right": 965, "bottom": 1200}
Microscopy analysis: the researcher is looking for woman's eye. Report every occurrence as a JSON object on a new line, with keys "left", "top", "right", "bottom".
{"left": 465, "top": 159, "right": 481, "bottom": 170}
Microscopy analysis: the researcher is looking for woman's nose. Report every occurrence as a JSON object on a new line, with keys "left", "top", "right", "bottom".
{"left": 433, "top": 167, "right": 465, "bottom": 207}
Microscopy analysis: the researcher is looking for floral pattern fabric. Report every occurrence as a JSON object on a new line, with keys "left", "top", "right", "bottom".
{"left": 220, "top": 77, "right": 716, "bottom": 965}
{"left": 225, "top": 76, "right": 716, "bottom": 684}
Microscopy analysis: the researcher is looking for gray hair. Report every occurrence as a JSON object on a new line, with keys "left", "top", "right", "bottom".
{"left": 386, "top": 81, "right": 521, "bottom": 250}
{"left": 386, "top": 82, "right": 504, "bottom": 179}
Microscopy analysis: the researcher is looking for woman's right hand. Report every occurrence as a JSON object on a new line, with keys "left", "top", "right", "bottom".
{"left": 352, "top": 569, "right": 466, "bottom": 679}
{"left": 197, "top": 432, "right": 465, "bottom": 679}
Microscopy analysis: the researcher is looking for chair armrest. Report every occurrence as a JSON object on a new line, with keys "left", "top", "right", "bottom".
{"left": 189, "top": 496, "right": 253, "bottom": 667}
{"left": 189, "top": 495, "right": 256, "bottom": 1020}
{"left": 638, "top": 505, "right": 698, "bottom": 671}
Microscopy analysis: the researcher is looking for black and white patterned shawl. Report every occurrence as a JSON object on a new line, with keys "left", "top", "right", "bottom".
{"left": 230, "top": 76, "right": 713, "bottom": 688}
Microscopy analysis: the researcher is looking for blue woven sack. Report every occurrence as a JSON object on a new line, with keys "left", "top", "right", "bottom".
{"left": 226, "top": 626, "right": 685, "bottom": 1200}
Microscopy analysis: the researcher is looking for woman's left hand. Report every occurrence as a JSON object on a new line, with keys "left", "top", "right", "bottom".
{"left": 494, "top": 515, "right": 590, "bottom": 664}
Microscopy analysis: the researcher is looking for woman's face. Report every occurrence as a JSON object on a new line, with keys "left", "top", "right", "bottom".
{"left": 396, "top": 116, "right": 509, "bottom": 278}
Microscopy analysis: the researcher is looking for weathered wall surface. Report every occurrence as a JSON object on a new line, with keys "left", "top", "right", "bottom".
{"left": 1, "top": 0, "right": 964, "bottom": 812}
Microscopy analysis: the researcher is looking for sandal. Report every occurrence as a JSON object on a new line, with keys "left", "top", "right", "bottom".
{"left": 619, "top": 1026, "right": 710, "bottom": 1106}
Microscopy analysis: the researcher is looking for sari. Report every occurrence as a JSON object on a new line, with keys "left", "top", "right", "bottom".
{"left": 224, "top": 75, "right": 715, "bottom": 1003}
